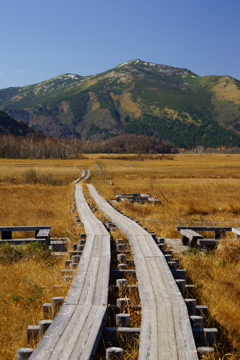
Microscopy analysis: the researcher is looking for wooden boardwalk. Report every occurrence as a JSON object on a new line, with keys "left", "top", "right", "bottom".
{"left": 72, "top": 169, "right": 90, "bottom": 184}
{"left": 88, "top": 184, "right": 198, "bottom": 360}
{"left": 29, "top": 185, "right": 110, "bottom": 360}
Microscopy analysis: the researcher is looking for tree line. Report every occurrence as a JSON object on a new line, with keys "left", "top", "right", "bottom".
{"left": 83, "top": 134, "right": 178, "bottom": 154}
{"left": 0, "top": 135, "right": 83, "bottom": 159}
{"left": 0, "top": 133, "right": 178, "bottom": 159}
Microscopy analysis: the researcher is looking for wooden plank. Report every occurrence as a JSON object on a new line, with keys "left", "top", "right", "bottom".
{"left": 180, "top": 229, "right": 203, "bottom": 240}
{"left": 197, "top": 239, "right": 218, "bottom": 249}
{"left": 88, "top": 184, "right": 198, "bottom": 360}
{"left": 0, "top": 226, "right": 51, "bottom": 232}
{"left": 36, "top": 229, "right": 50, "bottom": 238}
{"left": 29, "top": 185, "right": 110, "bottom": 360}
{"left": 0, "top": 238, "right": 46, "bottom": 244}
{"left": 232, "top": 227, "right": 240, "bottom": 236}
{"left": 177, "top": 226, "right": 232, "bottom": 232}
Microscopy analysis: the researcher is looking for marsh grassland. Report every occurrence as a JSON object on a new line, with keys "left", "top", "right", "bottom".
{"left": 0, "top": 154, "right": 240, "bottom": 359}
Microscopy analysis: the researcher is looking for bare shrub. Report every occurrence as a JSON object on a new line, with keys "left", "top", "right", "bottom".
{"left": 23, "top": 169, "right": 38, "bottom": 184}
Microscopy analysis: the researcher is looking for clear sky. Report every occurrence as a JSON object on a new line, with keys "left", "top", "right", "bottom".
{"left": 1, "top": 0, "right": 239, "bottom": 89}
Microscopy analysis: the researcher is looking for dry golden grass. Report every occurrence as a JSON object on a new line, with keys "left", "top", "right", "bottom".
{"left": 89, "top": 154, "right": 240, "bottom": 359}
{"left": 0, "top": 256, "right": 70, "bottom": 360}
{"left": 0, "top": 159, "right": 88, "bottom": 359}
{"left": 180, "top": 241, "right": 240, "bottom": 359}
{"left": 1, "top": 154, "right": 240, "bottom": 359}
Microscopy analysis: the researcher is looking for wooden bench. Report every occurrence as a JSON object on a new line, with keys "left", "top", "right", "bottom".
{"left": 197, "top": 239, "right": 218, "bottom": 250}
{"left": 177, "top": 226, "right": 232, "bottom": 239}
{"left": 0, "top": 226, "right": 51, "bottom": 246}
{"left": 116, "top": 193, "right": 160, "bottom": 203}
{"left": 180, "top": 229, "right": 203, "bottom": 247}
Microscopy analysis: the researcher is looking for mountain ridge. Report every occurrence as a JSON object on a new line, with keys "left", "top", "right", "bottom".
{"left": 0, "top": 59, "right": 240, "bottom": 149}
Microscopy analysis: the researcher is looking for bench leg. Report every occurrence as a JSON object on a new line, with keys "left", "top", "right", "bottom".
{"left": 182, "top": 236, "right": 189, "bottom": 246}
{"left": 2, "top": 231, "right": 12, "bottom": 240}
{"left": 190, "top": 239, "right": 198, "bottom": 248}
{"left": 45, "top": 236, "right": 50, "bottom": 247}
{"left": 215, "top": 230, "right": 226, "bottom": 239}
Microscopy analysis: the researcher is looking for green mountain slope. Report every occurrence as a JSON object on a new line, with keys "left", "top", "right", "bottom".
{"left": 0, "top": 110, "right": 37, "bottom": 136}
{"left": 0, "top": 60, "right": 240, "bottom": 148}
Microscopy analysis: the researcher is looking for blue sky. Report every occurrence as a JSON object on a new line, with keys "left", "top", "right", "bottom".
{"left": 1, "top": 0, "right": 239, "bottom": 89}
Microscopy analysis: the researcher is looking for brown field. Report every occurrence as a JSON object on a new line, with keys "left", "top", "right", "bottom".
{"left": 0, "top": 154, "right": 240, "bottom": 359}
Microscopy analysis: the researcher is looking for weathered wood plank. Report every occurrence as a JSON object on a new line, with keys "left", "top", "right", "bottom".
{"left": 177, "top": 226, "right": 232, "bottom": 232}
{"left": 180, "top": 229, "right": 203, "bottom": 241}
{"left": 0, "top": 226, "right": 51, "bottom": 232}
{"left": 29, "top": 185, "right": 110, "bottom": 360}
{"left": 232, "top": 227, "right": 240, "bottom": 236}
{"left": 88, "top": 184, "right": 198, "bottom": 360}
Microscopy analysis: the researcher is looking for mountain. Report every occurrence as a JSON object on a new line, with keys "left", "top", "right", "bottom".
{"left": 0, "top": 109, "right": 38, "bottom": 136}
{"left": 0, "top": 59, "right": 240, "bottom": 148}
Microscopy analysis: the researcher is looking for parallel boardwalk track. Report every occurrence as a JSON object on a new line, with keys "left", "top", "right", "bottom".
{"left": 88, "top": 184, "right": 198, "bottom": 360}
{"left": 72, "top": 169, "right": 90, "bottom": 184}
{"left": 29, "top": 185, "right": 110, "bottom": 360}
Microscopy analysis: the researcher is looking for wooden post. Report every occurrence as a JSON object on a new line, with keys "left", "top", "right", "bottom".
{"left": 116, "top": 313, "right": 130, "bottom": 327}
{"left": 117, "top": 298, "right": 130, "bottom": 312}
{"left": 65, "top": 260, "right": 72, "bottom": 268}
{"left": 190, "top": 315, "right": 204, "bottom": 330}
{"left": 156, "top": 237, "right": 165, "bottom": 244}
{"left": 215, "top": 230, "right": 226, "bottom": 239}
{"left": 116, "top": 279, "right": 128, "bottom": 287}
{"left": 197, "top": 347, "right": 214, "bottom": 358}
{"left": 42, "top": 303, "right": 52, "bottom": 319}
{"left": 51, "top": 297, "right": 64, "bottom": 318}
{"left": 117, "top": 244, "right": 127, "bottom": 251}
{"left": 172, "top": 258, "right": 179, "bottom": 267}
{"left": 71, "top": 255, "right": 81, "bottom": 264}
{"left": 106, "top": 347, "right": 123, "bottom": 360}
{"left": 185, "top": 284, "right": 195, "bottom": 297}
{"left": 70, "top": 263, "right": 78, "bottom": 269}
{"left": 27, "top": 325, "right": 40, "bottom": 345}
{"left": 148, "top": 232, "right": 156, "bottom": 240}
{"left": 39, "top": 320, "right": 53, "bottom": 335}
{"left": 158, "top": 244, "right": 165, "bottom": 252}
{"left": 2, "top": 231, "right": 12, "bottom": 239}
{"left": 118, "top": 263, "right": 127, "bottom": 270}
{"left": 171, "top": 269, "right": 186, "bottom": 280}
{"left": 117, "top": 254, "right": 126, "bottom": 263}
{"left": 168, "top": 261, "right": 177, "bottom": 270}
{"left": 175, "top": 279, "right": 186, "bottom": 297}
{"left": 165, "top": 254, "right": 172, "bottom": 262}
{"left": 201, "top": 328, "right": 218, "bottom": 345}
{"left": 185, "top": 299, "right": 196, "bottom": 316}
{"left": 16, "top": 348, "right": 33, "bottom": 360}
{"left": 196, "top": 305, "right": 208, "bottom": 321}
{"left": 116, "top": 238, "right": 124, "bottom": 244}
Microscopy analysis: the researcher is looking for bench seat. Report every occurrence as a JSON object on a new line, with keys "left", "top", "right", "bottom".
{"left": 177, "top": 226, "right": 231, "bottom": 239}
{"left": 180, "top": 229, "right": 203, "bottom": 247}
{"left": 197, "top": 239, "right": 218, "bottom": 250}
{"left": 232, "top": 227, "right": 240, "bottom": 238}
